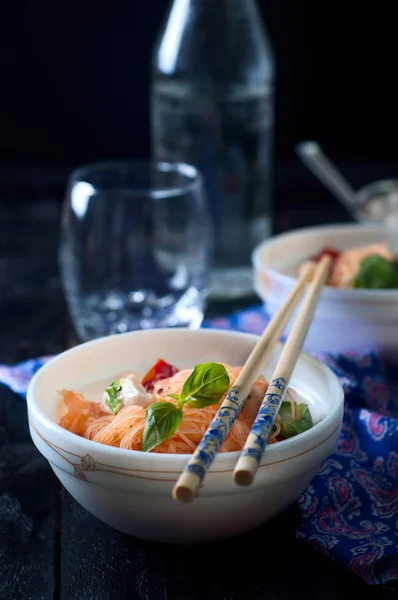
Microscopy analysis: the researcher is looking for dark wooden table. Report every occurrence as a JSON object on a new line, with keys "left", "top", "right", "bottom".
{"left": 0, "top": 161, "right": 396, "bottom": 600}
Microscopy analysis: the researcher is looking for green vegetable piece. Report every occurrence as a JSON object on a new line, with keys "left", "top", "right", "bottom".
{"left": 142, "top": 362, "right": 230, "bottom": 451}
{"left": 167, "top": 362, "right": 230, "bottom": 409}
{"left": 279, "top": 401, "right": 313, "bottom": 439}
{"left": 181, "top": 362, "right": 230, "bottom": 408}
{"left": 105, "top": 380, "right": 122, "bottom": 415}
{"left": 141, "top": 402, "right": 183, "bottom": 452}
{"left": 354, "top": 255, "right": 398, "bottom": 290}
{"left": 168, "top": 393, "right": 183, "bottom": 405}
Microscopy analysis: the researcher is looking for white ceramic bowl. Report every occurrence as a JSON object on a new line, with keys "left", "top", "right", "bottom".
{"left": 253, "top": 224, "right": 398, "bottom": 359}
{"left": 27, "top": 328, "right": 343, "bottom": 544}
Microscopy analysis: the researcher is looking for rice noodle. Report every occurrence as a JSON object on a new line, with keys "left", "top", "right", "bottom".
{"left": 58, "top": 363, "right": 303, "bottom": 453}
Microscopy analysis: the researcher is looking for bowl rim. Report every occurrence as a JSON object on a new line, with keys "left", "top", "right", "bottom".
{"left": 253, "top": 222, "right": 398, "bottom": 300}
{"left": 27, "top": 328, "right": 344, "bottom": 465}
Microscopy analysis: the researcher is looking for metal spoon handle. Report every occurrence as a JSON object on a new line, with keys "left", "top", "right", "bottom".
{"left": 295, "top": 141, "right": 357, "bottom": 218}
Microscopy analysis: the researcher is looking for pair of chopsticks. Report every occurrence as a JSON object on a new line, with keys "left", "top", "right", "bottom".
{"left": 173, "top": 255, "right": 332, "bottom": 503}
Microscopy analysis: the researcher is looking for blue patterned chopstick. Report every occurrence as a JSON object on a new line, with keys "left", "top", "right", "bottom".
{"left": 233, "top": 377, "right": 287, "bottom": 486}
{"left": 234, "top": 255, "right": 332, "bottom": 485}
{"left": 172, "top": 262, "right": 318, "bottom": 503}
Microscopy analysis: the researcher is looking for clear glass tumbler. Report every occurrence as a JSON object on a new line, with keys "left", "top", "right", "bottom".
{"left": 59, "top": 161, "right": 212, "bottom": 341}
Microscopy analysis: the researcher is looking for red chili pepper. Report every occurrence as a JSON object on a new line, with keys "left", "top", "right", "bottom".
{"left": 311, "top": 246, "right": 340, "bottom": 262}
{"left": 141, "top": 359, "right": 179, "bottom": 392}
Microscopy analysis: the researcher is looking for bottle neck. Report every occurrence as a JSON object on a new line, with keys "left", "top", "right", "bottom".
{"left": 155, "top": 0, "right": 273, "bottom": 83}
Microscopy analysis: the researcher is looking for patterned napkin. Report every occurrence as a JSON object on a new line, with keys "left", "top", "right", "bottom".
{"left": 1, "top": 305, "right": 397, "bottom": 586}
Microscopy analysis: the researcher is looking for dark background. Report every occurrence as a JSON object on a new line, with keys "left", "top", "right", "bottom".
{"left": 0, "top": 0, "right": 396, "bottom": 167}
{"left": 0, "top": 5, "right": 397, "bottom": 599}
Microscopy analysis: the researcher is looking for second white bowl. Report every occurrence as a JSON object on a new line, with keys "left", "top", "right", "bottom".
{"left": 253, "top": 223, "right": 398, "bottom": 358}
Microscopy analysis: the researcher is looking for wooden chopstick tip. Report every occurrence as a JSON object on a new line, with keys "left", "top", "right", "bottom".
{"left": 301, "top": 260, "right": 317, "bottom": 281}
{"left": 172, "top": 471, "right": 200, "bottom": 503}
{"left": 234, "top": 454, "right": 258, "bottom": 486}
{"left": 172, "top": 486, "right": 194, "bottom": 503}
{"left": 234, "top": 469, "right": 253, "bottom": 487}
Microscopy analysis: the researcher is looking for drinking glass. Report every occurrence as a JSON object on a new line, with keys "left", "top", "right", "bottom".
{"left": 59, "top": 161, "right": 212, "bottom": 341}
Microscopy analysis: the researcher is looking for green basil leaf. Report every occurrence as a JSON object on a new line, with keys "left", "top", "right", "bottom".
{"left": 141, "top": 402, "right": 183, "bottom": 452}
{"left": 105, "top": 380, "right": 122, "bottom": 415}
{"left": 354, "top": 255, "right": 398, "bottom": 289}
{"left": 167, "top": 392, "right": 187, "bottom": 409}
{"left": 181, "top": 362, "right": 230, "bottom": 408}
{"left": 279, "top": 401, "right": 313, "bottom": 439}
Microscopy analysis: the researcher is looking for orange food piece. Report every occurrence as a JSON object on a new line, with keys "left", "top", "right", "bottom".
{"left": 59, "top": 389, "right": 107, "bottom": 437}
{"left": 140, "top": 359, "right": 178, "bottom": 392}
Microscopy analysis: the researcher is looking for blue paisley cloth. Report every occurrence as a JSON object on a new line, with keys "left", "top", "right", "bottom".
{"left": 1, "top": 305, "right": 397, "bottom": 586}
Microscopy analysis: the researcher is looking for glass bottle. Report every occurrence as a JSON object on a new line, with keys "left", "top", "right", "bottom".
{"left": 151, "top": 0, "right": 275, "bottom": 299}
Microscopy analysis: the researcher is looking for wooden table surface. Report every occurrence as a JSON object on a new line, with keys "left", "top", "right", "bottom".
{"left": 0, "top": 162, "right": 396, "bottom": 600}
